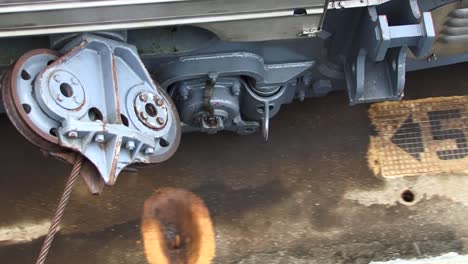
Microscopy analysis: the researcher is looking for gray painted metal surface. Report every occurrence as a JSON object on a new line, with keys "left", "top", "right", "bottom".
{"left": 174, "top": 77, "right": 260, "bottom": 135}
{"left": 0, "top": 0, "right": 396, "bottom": 41}
{"left": 0, "top": 0, "right": 464, "bottom": 160}
{"left": 6, "top": 35, "right": 180, "bottom": 185}
{"left": 344, "top": 0, "right": 435, "bottom": 104}
{"left": 439, "top": 3, "right": 468, "bottom": 43}
{"left": 0, "top": 0, "right": 327, "bottom": 41}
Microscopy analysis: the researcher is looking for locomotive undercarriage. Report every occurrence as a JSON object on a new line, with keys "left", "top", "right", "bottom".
{"left": 0, "top": 0, "right": 465, "bottom": 187}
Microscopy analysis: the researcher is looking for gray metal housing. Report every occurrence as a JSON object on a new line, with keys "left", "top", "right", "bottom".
{"left": 0, "top": 0, "right": 464, "bottom": 138}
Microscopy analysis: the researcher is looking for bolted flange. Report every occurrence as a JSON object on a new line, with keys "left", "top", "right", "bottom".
{"left": 2, "top": 35, "right": 181, "bottom": 186}
{"left": 134, "top": 91, "right": 169, "bottom": 130}
{"left": 48, "top": 71, "right": 86, "bottom": 110}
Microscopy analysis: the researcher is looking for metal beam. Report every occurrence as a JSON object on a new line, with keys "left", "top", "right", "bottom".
{"left": 0, "top": 0, "right": 390, "bottom": 39}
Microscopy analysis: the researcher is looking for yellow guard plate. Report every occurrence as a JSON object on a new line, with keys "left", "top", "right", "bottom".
{"left": 368, "top": 96, "right": 468, "bottom": 178}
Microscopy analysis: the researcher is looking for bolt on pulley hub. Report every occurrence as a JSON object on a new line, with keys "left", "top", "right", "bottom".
{"left": 47, "top": 71, "right": 86, "bottom": 111}
{"left": 134, "top": 91, "right": 169, "bottom": 130}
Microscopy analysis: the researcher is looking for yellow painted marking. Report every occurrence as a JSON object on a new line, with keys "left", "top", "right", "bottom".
{"left": 368, "top": 96, "right": 468, "bottom": 178}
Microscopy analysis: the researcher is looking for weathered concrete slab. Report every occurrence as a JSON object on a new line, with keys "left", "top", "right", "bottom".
{"left": 0, "top": 63, "right": 467, "bottom": 263}
{"left": 371, "top": 253, "right": 468, "bottom": 264}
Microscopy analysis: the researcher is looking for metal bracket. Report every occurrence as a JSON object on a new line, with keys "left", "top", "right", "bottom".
{"left": 8, "top": 34, "right": 181, "bottom": 185}
{"left": 344, "top": 0, "right": 435, "bottom": 104}
{"left": 328, "top": 0, "right": 391, "bottom": 9}
{"left": 152, "top": 52, "right": 314, "bottom": 89}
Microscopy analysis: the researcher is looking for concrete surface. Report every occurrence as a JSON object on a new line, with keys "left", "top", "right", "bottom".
{"left": 370, "top": 253, "right": 468, "bottom": 264}
{"left": 0, "top": 63, "right": 468, "bottom": 264}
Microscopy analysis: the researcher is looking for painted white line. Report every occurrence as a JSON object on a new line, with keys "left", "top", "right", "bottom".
{"left": 371, "top": 253, "right": 468, "bottom": 264}
{"left": 0, "top": 221, "right": 52, "bottom": 244}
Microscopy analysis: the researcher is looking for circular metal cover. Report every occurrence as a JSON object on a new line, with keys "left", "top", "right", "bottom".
{"left": 2, "top": 49, "right": 63, "bottom": 151}
{"left": 47, "top": 70, "right": 86, "bottom": 110}
{"left": 134, "top": 91, "right": 169, "bottom": 130}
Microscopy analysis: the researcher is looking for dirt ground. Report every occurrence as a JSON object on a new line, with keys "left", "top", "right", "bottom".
{"left": 0, "top": 63, "right": 467, "bottom": 264}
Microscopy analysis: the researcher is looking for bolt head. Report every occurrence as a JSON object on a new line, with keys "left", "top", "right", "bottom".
{"left": 95, "top": 134, "right": 105, "bottom": 143}
{"left": 427, "top": 53, "right": 438, "bottom": 62}
{"left": 144, "top": 147, "right": 155, "bottom": 155}
{"left": 53, "top": 74, "right": 61, "bottom": 83}
{"left": 67, "top": 131, "right": 78, "bottom": 138}
{"left": 179, "top": 89, "right": 189, "bottom": 100}
{"left": 156, "top": 117, "right": 165, "bottom": 125}
{"left": 231, "top": 85, "right": 241, "bottom": 96}
{"left": 125, "top": 141, "right": 136, "bottom": 150}
{"left": 140, "top": 112, "right": 148, "bottom": 120}
{"left": 139, "top": 93, "right": 148, "bottom": 102}
{"left": 71, "top": 77, "right": 79, "bottom": 85}
{"left": 156, "top": 99, "right": 164, "bottom": 106}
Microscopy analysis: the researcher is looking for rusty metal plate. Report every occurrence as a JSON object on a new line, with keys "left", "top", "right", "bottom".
{"left": 368, "top": 96, "right": 468, "bottom": 178}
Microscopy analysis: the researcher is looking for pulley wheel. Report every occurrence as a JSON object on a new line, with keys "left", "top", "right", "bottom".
{"left": 2, "top": 49, "right": 63, "bottom": 152}
{"left": 141, "top": 188, "right": 215, "bottom": 264}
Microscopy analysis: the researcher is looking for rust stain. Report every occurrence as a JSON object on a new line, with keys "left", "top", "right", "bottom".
{"left": 107, "top": 137, "right": 122, "bottom": 186}
{"left": 141, "top": 188, "right": 215, "bottom": 264}
{"left": 54, "top": 41, "right": 88, "bottom": 65}
{"left": 111, "top": 55, "right": 122, "bottom": 124}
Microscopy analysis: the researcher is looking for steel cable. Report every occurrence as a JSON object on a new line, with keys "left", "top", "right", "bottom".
{"left": 35, "top": 155, "right": 84, "bottom": 264}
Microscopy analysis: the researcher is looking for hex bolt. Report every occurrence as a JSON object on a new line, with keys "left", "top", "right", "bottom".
{"left": 180, "top": 89, "right": 189, "bottom": 100}
{"left": 139, "top": 93, "right": 148, "bottom": 102}
{"left": 156, "top": 117, "right": 165, "bottom": 125}
{"left": 427, "top": 53, "right": 438, "bottom": 62}
{"left": 53, "top": 74, "right": 61, "bottom": 83}
{"left": 231, "top": 84, "right": 241, "bottom": 96}
{"left": 67, "top": 131, "right": 78, "bottom": 138}
{"left": 56, "top": 94, "right": 64, "bottom": 102}
{"left": 125, "top": 141, "right": 136, "bottom": 150}
{"left": 156, "top": 99, "right": 164, "bottom": 106}
{"left": 95, "top": 134, "right": 105, "bottom": 143}
{"left": 71, "top": 77, "right": 79, "bottom": 85}
{"left": 144, "top": 147, "right": 155, "bottom": 155}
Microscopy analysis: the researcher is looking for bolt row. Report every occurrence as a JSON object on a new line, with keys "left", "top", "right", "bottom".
{"left": 139, "top": 93, "right": 164, "bottom": 106}
{"left": 67, "top": 131, "right": 155, "bottom": 155}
